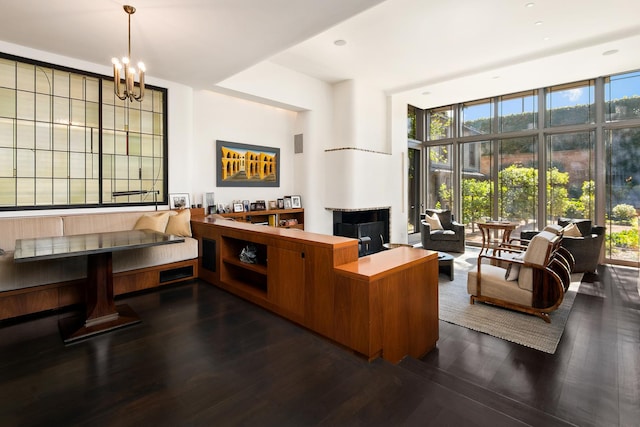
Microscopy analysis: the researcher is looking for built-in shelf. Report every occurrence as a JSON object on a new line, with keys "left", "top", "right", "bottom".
{"left": 219, "top": 208, "right": 304, "bottom": 229}
{"left": 222, "top": 256, "right": 267, "bottom": 275}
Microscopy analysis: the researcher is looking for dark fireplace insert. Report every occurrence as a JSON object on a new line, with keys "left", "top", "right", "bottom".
{"left": 333, "top": 208, "right": 390, "bottom": 256}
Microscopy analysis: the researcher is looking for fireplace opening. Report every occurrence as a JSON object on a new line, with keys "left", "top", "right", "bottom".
{"left": 333, "top": 208, "right": 390, "bottom": 256}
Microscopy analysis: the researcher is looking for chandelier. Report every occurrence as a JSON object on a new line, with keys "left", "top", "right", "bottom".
{"left": 112, "top": 5, "right": 145, "bottom": 102}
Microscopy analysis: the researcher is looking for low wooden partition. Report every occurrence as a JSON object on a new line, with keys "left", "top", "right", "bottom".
{"left": 191, "top": 216, "right": 439, "bottom": 363}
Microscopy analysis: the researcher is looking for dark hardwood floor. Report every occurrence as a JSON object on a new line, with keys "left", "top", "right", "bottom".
{"left": 0, "top": 264, "right": 638, "bottom": 427}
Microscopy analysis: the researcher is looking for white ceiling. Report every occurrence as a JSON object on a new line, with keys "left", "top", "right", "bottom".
{"left": 1, "top": 0, "right": 639, "bottom": 109}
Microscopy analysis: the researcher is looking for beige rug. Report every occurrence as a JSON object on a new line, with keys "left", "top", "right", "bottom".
{"left": 438, "top": 248, "right": 582, "bottom": 354}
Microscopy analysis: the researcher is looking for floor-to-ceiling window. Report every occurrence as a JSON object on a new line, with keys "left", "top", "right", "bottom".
{"left": 604, "top": 71, "right": 640, "bottom": 265}
{"left": 498, "top": 136, "right": 538, "bottom": 230}
{"left": 407, "top": 146, "right": 421, "bottom": 235}
{"left": 461, "top": 140, "right": 492, "bottom": 244}
{"left": 409, "top": 69, "right": 640, "bottom": 267}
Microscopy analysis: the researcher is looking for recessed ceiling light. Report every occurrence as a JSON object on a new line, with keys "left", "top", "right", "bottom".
{"left": 334, "top": 39, "right": 347, "bottom": 47}
{"left": 602, "top": 49, "right": 619, "bottom": 56}
{"left": 525, "top": 2, "right": 535, "bottom": 7}
{"left": 421, "top": 91, "right": 431, "bottom": 96}
{"left": 535, "top": 20, "right": 543, "bottom": 26}
{"left": 543, "top": 36, "right": 550, "bottom": 41}
{"left": 492, "top": 76, "right": 500, "bottom": 80}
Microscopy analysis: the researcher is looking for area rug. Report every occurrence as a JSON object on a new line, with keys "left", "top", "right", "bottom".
{"left": 438, "top": 248, "right": 583, "bottom": 354}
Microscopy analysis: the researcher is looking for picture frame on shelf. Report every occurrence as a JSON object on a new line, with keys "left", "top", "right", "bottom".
{"left": 283, "top": 197, "right": 292, "bottom": 209}
{"left": 243, "top": 200, "right": 250, "bottom": 212}
{"left": 169, "top": 193, "right": 190, "bottom": 209}
{"left": 268, "top": 200, "right": 277, "bottom": 210}
{"left": 233, "top": 203, "right": 244, "bottom": 213}
{"left": 291, "top": 195, "right": 302, "bottom": 208}
{"left": 277, "top": 198, "right": 284, "bottom": 209}
{"left": 205, "top": 192, "right": 216, "bottom": 214}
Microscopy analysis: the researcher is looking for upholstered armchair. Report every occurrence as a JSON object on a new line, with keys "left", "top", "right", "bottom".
{"left": 467, "top": 230, "right": 570, "bottom": 323}
{"left": 420, "top": 209, "right": 465, "bottom": 253}
{"left": 521, "top": 218, "right": 604, "bottom": 273}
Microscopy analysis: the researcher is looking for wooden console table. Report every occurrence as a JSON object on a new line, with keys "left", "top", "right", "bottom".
{"left": 14, "top": 230, "right": 184, "bottom": 343}
{"left": 191, "top": 217, "right": 439, "bottom": 363}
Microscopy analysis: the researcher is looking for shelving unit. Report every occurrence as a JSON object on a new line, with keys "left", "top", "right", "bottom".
{"left": 219, "top": 208, "right": 304, "bottom": 229}
{"left": 190, "top": 216, "right": 439, "bottom": 364}
{"left": 220, "top": 236, "right": 268, "bottom": 294}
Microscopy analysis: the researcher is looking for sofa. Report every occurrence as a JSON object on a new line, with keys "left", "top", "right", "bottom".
{"left": 520, "top": 218, "right": 605, "bottom": 273}
{"left": 420, "top": 209, "right": 466, "bottom": 253}
{"left": 0, "top": 209, "right": 199, "bottom": 321}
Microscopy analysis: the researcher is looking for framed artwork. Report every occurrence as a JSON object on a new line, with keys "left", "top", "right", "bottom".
{"left": 216, "top": 140, "right": 280, "bottom": 187}
{"left": 291, "top": 195, "right": 302, "bottom": 208}
{"left": 169, "top": 193, "right": 190, "bottom": 209}
{"left": 268, "top": 200, "right": 277, "bottom": 210}
{"left": 277, "top": 199, "right": 284, "bottom": 209}
{"left": 283, "top": 197, "right": 292, "bottom": 209}
{"left": 233, "top": 203, "right": 244, "bottom": 213}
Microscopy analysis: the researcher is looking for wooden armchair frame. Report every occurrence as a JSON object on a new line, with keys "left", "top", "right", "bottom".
{"left": 470, "top": 236, "right": 571, "bottom": 323}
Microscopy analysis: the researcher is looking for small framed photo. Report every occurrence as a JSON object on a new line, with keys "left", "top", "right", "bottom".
{"left": 243, "top": 200, "right": 250, "bottom": 212}
{"left": 268, "top": 200, "right": 277, "bottom": 210}
{"left": 233, "top": 203, "right": 244, "bottom": 213}
{"left": 291, "top": 195, "right": 302, "bottom": 208}
{"left": 283, "top": 197, "right": 292, "bottom": 209}
{"left": 277, "top": 198, "right": 284, "bottom": 209}
{"left": 169, "top": 193, "right": 190, "bottom": 209}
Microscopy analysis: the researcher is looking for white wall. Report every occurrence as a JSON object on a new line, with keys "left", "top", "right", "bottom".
{"left": 191, "top": 89, "right": 298, "bottom": 211}
{"left": 216, "top": 62, "right": 336, "bottom": 234}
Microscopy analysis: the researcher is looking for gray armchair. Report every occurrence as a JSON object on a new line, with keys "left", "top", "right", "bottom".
{"left": 420, "top": 209, "right": 465, "bottom": 253}
{"left": 521, "top": 218, "right": 604, "bottom": 273}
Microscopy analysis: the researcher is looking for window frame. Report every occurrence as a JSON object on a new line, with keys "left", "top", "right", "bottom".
{"left": 0, "top": 52, "right": 168, "bottom": 211}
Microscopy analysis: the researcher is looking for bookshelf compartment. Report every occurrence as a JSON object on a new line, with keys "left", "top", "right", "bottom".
{"left": 219, "top": 208, "right": 304, "bottom": 230}
{"left": 220, "top": 236, "right": 268, "bottom": 294}
{"left": 221, "top": 262, "right": 267, "bottom": 295}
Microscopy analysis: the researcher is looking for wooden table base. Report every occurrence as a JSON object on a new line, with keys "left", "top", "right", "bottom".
{"left": 59, "top": 304, "right": 141, "bottom": 343}
{"left": 60, "top": 252, "right": 141, "bottom": 343}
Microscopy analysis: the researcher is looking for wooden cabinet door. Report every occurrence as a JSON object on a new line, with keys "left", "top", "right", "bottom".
{"left": 268, "top": 246, "right": 305, "bottom": 320}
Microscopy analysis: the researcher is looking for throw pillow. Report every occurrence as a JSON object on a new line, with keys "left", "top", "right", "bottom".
{"left": 432, "top": 210, "right": 452, "bottom": 229}
{"left": 573, "top": 219, "right": 592, "bottom": 237}
{"left": 165, "top": 209, "right": 192, "bottom": 237}
{"left": 504, "top": 253, "right": 524, "bottom": 281}
{"left": 563, "top": 223, "right": 582, "bottom": 237}
{"left": 134, "top": 211, "right": 173, "bottom": 233}
{"left": 424, "top": 213, "right": 443, "bottom": 231}
{"left": 505, "top": 263, "right": 520, "bottom": 281}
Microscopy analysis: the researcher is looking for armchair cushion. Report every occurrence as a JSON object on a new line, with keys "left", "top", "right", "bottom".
{"left": 467, "top": 265, "right": 532, "bottom": 306}
{"left": 519, "top": 231, "right": 556, "bottom": 291}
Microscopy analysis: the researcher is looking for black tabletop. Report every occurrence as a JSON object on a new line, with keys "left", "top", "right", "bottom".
{"left": 14, "top": 229, "right": 184, "bottom": 262}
